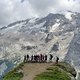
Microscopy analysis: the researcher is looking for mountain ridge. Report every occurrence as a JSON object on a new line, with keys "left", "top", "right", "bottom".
{"left": 0, "top": 11, "right": 80, "bottom": 79}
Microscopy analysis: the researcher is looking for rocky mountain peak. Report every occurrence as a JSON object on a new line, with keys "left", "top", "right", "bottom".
{"left": 0, "top": 12, "right": 80, "bottom": 79}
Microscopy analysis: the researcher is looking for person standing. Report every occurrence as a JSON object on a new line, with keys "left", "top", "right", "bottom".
{"left": 31, "top": 54, "right": 34, "bottom": 62}
{"left": 27, "top": 54, "right": 29, "bottom": 62}
{"left": 55, "top": 56, "right": 59, "bottom": 64}
{"left": 42, "top": 54, "right": 44, "bottom": 62}
{"left": 40, "top": 54, "right": 43, "bottom": 62}
{"left": 24, "top": 55, "right": 27, "bottom": 63}
{"left": 44, "top": 55, "right": 47, "bottom": 62}
{"left": 37, "top": 55, "right": 39, "bottom": 62}
{"left": 49, "top": 54, "right": 53, "bottom": 61}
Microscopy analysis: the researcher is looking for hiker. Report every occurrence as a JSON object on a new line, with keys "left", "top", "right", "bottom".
{"left": 38, "top": 54, "right": 41, "bottom": 62}
{"left": 37, "top": 55, "right": 39, "bottom": 62}
{"left": 49, "top": 54, "right": 53, "bottom": 61}
{"left": 56, "top": 56, "right": 59, "bottom": 64}
{"left": 40, "top": 54, "right": 43, "bottom": 62}
{"left": 42, "top": 54, "right": 45, "bottom": 62}
{"left": 27, "top": 54, "right": 29, "bottom": 61}
{"left": 44, "top": 54, "right": 47, "bottom": 62}
{"left": 34, "top": 55, "right": 36, "bottom": 62}
{"left": 34, "top": 55, "right": 38, "bottom": 62}
{"left": 31, "top": 54, "right": 34, "bottom": 62}
{"left": 36, "top": 55, "right": 38, "bottom": 62}
{"left": 24, "top": 55, "right": 27, "bottom": 63}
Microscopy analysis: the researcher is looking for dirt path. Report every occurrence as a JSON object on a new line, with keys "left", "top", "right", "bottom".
{"left": 22, "top": 63, "right": 53, "bottom": 80}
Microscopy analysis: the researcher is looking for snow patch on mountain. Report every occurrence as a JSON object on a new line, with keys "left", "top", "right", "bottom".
{"left": 64, "top": 11, "right": 73, "bottom": 20}
{"left": 50, "top": 23, "right": 60, "bottom": 32}
{"left": 65, "top": 13, "right": 72, "bottom": 20}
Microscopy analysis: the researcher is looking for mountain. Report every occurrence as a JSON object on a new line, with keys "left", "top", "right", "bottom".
{"left": 0, "top": 11, "right": 80, "bottom": 79}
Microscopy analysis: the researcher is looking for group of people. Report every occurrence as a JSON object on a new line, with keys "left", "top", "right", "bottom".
{"left": 24, "top": 54, "right": 59, "bottom": 63}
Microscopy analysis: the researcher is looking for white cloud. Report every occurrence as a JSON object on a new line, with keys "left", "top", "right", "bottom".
{"left": 0, "top": 0, "right": 80, "bottom": 27}
{"left": 0, "top": 0, "right": 37, "bottom": 27}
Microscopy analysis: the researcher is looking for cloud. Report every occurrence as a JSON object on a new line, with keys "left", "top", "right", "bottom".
{"left": 0, "top": 0, "right": 80, "bottom": 27}
{"left": 0, "top": 0, "right": 37, "bottom": 27}
{"left": 28, "top": 0, "right": 80, "bottom": 15}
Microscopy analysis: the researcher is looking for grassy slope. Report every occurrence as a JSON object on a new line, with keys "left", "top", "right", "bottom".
{"left": 3, "top": 63, "right": 24, "bottom": 80}
{"left": 3, "top": 62, "right": 76, "bottom": 80}
{"left": 34, "top": 67, "right": 71, "bottom": 80}
{"left": 34, "top": 62, "right": 76, "bottom": 80}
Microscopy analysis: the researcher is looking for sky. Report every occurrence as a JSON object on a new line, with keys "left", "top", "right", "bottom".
{"left": 0, "top": 0, "right": 80, "bottom": 27}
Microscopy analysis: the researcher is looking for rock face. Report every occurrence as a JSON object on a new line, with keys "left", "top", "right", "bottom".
{"left": 64, "top": 32, "right": 80, "bottom": 79}
{"left": 0, "top": 11, "right": 80, "bottom": 78}
{"left": 76, "top": 72, "right": 80, "bottom": 80}
{"left": 65, "top": 32, "right": 80, "bottom": 70}
{"left": 45, "top": 33, "right": 54, "bottom": 43}
{"left": 50, "top": 42, "right": 59, "bottom": 52}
